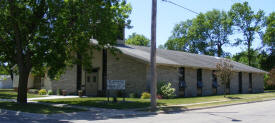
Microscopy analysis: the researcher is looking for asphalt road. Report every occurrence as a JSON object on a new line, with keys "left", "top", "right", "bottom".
{"left": 1, "top": 100, "right": 275, "bottom": 123}
{"left": 85, "top": 100, "right": 275, "bottom": 123}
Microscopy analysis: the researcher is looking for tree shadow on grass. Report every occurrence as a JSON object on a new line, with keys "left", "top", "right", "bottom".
{"left": 226, "top": 96, "right": 242, "bottom": 100}
{"left": 0, "top": 93, "right": 17, "bottom": 99}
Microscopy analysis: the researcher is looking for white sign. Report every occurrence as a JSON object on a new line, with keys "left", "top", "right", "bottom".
{"left": 107, "top": 80, "right": 125, "bottom": 90}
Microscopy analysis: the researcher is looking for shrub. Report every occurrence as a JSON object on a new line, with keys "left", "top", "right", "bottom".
{"left": 38, "top": 89, "right": 47, "bottom": 95}
{"left": 47, "top": 90, "right": 54, "bottom": 95}
{"left": 129, "top": 93, "right": 138, "bottom": 98}
{"left": 158, "top": 82, "right": 176, "bottom": 99}
{"left": 141, "top": 92, "right": 151, "bottom": 99}
{"left": 56, "top": 88, "right": 62, "bottom": 95}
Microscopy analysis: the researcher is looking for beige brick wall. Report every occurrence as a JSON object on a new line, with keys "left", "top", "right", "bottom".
{"left": 217, "top": 77, "right": 225, "bottom": 95}
{"left": 185, "top": 68, "right": 197, "bottom": 97}
{"left": 242, "top": 72, "right": 249, "bottom": 93}
{"left": 155, "top": 65, "right": 179, "bottom": 95}
{"left": 202, "top": 69, "right": 212, "bottom": 96}
{"left": 230, "top": 72, "right": 239, "bottom": 94}
{"left": 51, "top": 66, "right": 77, "bottom": 94}
{"left": 107, "top": 53, "right": 147, "bottom": 95}
{"left": 252, "top": 73, "right": 264, "bottom": 93}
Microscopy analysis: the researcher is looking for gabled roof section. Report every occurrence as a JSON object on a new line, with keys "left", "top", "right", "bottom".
{"left": 116, "top": 45, "right": 267, "bottom": 74}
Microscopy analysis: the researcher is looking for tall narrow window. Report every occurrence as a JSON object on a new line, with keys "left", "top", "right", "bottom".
{"left": 212, "top": 70, "right": 218, "bottom": 88}
{"left": 249, "top": 73, "right": 252, "bottom": 89}
{"left": 239, "top": 72, "right": 242, "bottom": 93}
{"left": 197, "top": 69, "right": 202, "bottom": 88}
{"left": 178, "top": 67, "right": 185, "bottom": 97}
{"left": 179, "top": 67, "right": 185, "bottom": 88}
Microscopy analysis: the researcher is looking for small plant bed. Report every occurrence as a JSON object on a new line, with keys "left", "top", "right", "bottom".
{"left": 38, "top": 92, "right": 275, "bottom": 110}
{"left": 0, "top": 89, "right": 46, "bottom": 99}
{"left": 0, "top": 101, "right": 87, "bottom": 114}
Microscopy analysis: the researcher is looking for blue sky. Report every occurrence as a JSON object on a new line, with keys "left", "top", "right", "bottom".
{"left": 125, "top": 0, "right": 275, "bottom": 55}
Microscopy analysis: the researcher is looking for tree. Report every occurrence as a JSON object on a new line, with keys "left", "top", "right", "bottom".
{"left": 215, "top": 59, "right": 233, "bottom": 97}
{"left": 0, "top": 0, "right": 131, "bottom": 104}
{"left": 158, "top": 44, "right": 165, "bottom": 49}
{"left": 232, "top": 50, "right": 263, "bottom": 69}
{"left": 165, "top": 19, "right": 208, "bottom": 54}
{"left": 125, "top": 33, "right": 150, "bottom": 46}
{"left": 229, "top": 2, "right": 265, "bottom": 66}
{"left": 199, "top": 9, "right": 233, "bottom": 57}
{"left": 263, "top": 12, "right": 275, "bottom": 50}
{"left": 266, "top": 67, "right": 275, "bottom": 89}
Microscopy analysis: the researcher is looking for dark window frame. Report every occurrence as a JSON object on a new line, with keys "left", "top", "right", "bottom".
{"left": 249, "top": 73, "right": 252, "bottom": 89}
{"left": 179, "top": 67, "right": 186, "bottom": 89}
{"left": 197, "top": 69, "right": 203, "bottom": 88}
{"left": 239, "top": 72, "right": 242, "bottom": 93}
{"left": 212, "top": 70, "right": 218, "bottom": 88}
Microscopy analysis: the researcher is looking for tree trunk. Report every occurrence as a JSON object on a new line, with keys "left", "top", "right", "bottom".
{"left": 224, "top": 83, "right": 226, "bottom": 97}
{"left": 17, "top": 66, "right": 31, "bottom": 104}
{"left": 217, "top": 44, "right": 222, "bottom": 57}
{"left": 76, "top": 53, "right": 82, "bottom": 92}
{"left": 248, "top": 41, "right": 251, "bottom": 66}
{"left": 150, "top": 0, "right": 157, "bottom": 110}
{"left": 102, "top": 49, "right": 107, "bottom": 96}
{"left": 9, "top": 70, "right": 13, "bottom": 81}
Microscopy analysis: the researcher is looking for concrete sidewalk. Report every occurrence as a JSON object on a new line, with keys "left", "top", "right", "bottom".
{"left": 28, "top": 95, "right": 79, "bottom": 101}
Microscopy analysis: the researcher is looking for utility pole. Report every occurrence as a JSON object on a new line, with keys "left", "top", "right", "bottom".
{"left": 150, "top": 0, "right": 157, "bottom": 110}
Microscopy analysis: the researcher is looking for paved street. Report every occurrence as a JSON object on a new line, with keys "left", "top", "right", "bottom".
{"left": 1, "top": 100, "right": 275, "bottom": 123}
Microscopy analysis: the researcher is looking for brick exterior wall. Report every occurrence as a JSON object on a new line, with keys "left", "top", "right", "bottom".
{"left": 252, "top": 73, "right": 264, "bottom": 93}
{"left": 155, "top": 65, "right": 179, "bottom": 95}
{"left": 217, "top": 77, "right": 225, "bottom": 95}
{"left": 202, "top": 69, "right": 213, "bottom": 96}
{"left": 230, "top": 72, "right": 239, "bottom": 94}
{"left": 107, "top": 53, "right": 147, "bottom": 95}
{"left": 185, "top": 68, "right": 197, "bottom": 97}
{"left": 51, "top": 66, "right": 77, "bottom": 94}
{"left": 242, "top": 72, "right": 249, "bottom": 93}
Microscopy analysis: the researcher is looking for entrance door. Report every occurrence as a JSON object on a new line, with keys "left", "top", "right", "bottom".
{"left": 85, "top": 72, "right": 98, "bottom": 96}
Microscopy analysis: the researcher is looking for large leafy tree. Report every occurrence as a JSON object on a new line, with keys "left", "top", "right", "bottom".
{"left": 125, "top": 33, "right": 150, "bottom": 46}
{"left": 165, "top": 19, "right": 208, "bottom": 54}
{"left": 165, "top": 10, "right": 233, "bottom": 57}
{"left": 199, "top": 9, "right": 233, "bottom": 57}
{"left": 0, "top": 0, "right": 131, "bottom": 104}
{"left": 232, "top": 50, "right": 264, "bottom": 69}
{"left": 229, "top": 2, "right": 265, "bottom": 66}
{"left": 264, "top": 12, "right": 275, "bottom": 50}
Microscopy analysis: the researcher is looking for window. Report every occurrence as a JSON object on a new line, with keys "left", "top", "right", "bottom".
{"left": 87, "top": 76, "right": 90, "bottom": 83}
{"left": 239, "top": 72, "right": 242, "bottom": 93}
{"left": 249, "top": 73, "right": 252, "bottom": 89}
{"left": 179, "top": 67, "right": 185, "bottom": 88}
{"left": 212, "top": 70, "right": 218, "bottom": 88}
{"left": 197, "top": 69, "right": 203, "bottom": 88}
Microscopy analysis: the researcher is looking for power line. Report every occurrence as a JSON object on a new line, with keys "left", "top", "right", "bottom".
{"left": 162, "top": 0, "right": 199, "bottom": 15}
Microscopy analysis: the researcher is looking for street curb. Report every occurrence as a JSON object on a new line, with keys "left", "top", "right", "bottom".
{"left": 151, "top": 98, "right": 275, "bottom": 114}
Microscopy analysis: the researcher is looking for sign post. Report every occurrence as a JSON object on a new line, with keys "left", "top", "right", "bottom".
{"left": 107, "top": 80, "right": 126, "bottom": 102}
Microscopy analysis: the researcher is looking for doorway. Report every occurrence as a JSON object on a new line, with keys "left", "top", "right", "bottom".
{"left": 85, "top": 72, "right": 98, "bottom": 96}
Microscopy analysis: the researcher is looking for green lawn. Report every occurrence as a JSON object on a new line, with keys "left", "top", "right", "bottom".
{"left": 39, "top": 97, "right": 151, "bottom": 109}
{"left": 38, "top": 92, "right": 275, "bottom": 109}
{"left": 0, "top": 101, "right": 87, "bottom": 114}
{"left": 0, "top": 89, "right": 46, "bottom": 99}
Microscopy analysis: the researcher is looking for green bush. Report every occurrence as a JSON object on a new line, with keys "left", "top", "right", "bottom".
{"left": 158, "top": 82, "right": 176, "bottom": 99}
{"left": 56, "top": 88, "right": 62, "bottom": 95}
{"left": 47, "top": 90, "right": 54, "bottom": 95}
{"left": 38, "top": 89, "right": 47, "bottom": 95}
{"left": 129, "top": 93, "right": 138, "bottom": 98}
{"left": 141, "top": 92, "right": 151, "bottom": 99}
